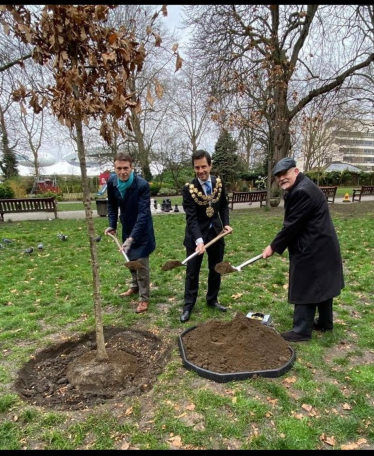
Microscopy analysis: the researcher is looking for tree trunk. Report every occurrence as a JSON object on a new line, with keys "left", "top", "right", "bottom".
{"left": 75, "top": 117, "right": 108, "bottom": 362}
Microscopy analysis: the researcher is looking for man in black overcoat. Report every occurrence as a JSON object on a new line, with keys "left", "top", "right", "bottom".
{"left": 262, "top": 157, "right": 345, "bottom": 342}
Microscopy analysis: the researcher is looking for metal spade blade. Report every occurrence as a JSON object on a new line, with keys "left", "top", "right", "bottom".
{"left": 215, "top": 253, "right": 263, "bottom": 274}
{"left": 107, "top": 232, "right": 145, "bottom": 270}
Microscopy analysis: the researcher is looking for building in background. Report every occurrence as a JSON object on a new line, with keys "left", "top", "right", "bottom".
{"left": 329, "top": 120, "right": 374, "bottom": 172}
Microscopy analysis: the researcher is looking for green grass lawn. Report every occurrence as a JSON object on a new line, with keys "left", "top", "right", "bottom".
{"left": 0, "top": 201, "right": 373, "bottom": 449}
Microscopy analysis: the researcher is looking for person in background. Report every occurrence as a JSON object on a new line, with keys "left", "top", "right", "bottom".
{"left": 262, "top": 157, "right": 344, "bottom": 342}
{"left": 180, "top": 149, "right": 233, "bottom": 323}
{"left": 104, "top": 152, "right": 156, "bottom": 314}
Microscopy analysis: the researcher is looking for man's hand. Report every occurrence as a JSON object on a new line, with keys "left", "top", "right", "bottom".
{"left": 105, "top": 227, "right": 116, "bottom": 235}
{"left": 262, "top": 245, "right": 273, "bottom": 259}
{"left": 122, "top": 238, "right": 133, "bottom": 254}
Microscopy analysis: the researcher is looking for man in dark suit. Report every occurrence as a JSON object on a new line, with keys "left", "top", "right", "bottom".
{"left": 262, "top": 157, "right": 345, "bottom": 342}
{"left": 180, "top": 149, "right": 233, "bottom": 323}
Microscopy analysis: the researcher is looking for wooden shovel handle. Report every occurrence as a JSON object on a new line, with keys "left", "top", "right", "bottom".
{"left": 181, "top": 230, "right": 232, "bottom": 265}
{"left": 107, "top": 232, "right": 130, "bottom": 263}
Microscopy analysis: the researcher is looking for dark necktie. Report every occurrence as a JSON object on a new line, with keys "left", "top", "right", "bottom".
{"left": 205, "top": 181, "right": 212, "bottom": 195}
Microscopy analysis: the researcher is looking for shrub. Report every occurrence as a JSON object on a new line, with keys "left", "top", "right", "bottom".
{"left": 157, "top": 187, "right": 177, "bottom": 196}
{"left": 0, "top": 183, "right": 15, "bottom": 198}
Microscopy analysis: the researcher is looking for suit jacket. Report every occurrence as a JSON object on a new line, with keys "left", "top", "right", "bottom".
{"left": 182, "top": 175, "right": 230, "bottom": 250}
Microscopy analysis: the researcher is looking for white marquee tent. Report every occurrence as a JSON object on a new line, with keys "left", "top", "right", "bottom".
{"left": 17, "top": 161, "right": 103, "bottom": 177}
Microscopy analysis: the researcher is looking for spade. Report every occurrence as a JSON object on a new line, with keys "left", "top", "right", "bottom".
{"left": 106, "top": 232, "right": 144, "bottom": 270}
{"left": 215, "top": 253, "right": 263, "bottom": 274}
{"left": 161, "top": 230, "right": 231, "bottom": 271}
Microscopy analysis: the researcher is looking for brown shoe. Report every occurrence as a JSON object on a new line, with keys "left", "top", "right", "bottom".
{"left": 135, "top": 302, "right": 148, "bottom": 314}
{"left": 120, "top": 288, "right": 139, "bottom": 297}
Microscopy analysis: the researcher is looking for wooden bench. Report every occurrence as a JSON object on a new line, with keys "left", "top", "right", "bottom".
{"left": 352, "top": 185, "right": 374, "bottom": 202}
{"left": 318, "top": 186, "right": 337, "bottom": 203}
{"left": 0, "top": 197, "right": 58, "bottom": 222}
{"left": 228, "top": 191, "right": 267, "bottom": 210}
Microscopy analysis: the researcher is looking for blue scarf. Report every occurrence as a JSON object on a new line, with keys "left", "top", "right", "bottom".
{"left": 117, "top": 171, "right": 134, "bottom": 198}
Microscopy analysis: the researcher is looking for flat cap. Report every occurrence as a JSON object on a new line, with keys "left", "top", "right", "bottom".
{"left": 272, "top": 157, "right": 296, "bottom": 176}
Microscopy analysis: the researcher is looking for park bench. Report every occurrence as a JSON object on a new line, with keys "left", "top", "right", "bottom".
{"left": 228, "top": 191, "right": 267, "bottom": 210}
{"left": 352, "top": 185, "right": 374, "bottom": 202}
{"left": 318, "top": 186, "right": 337, "bottom": 203}
{"left": 0, "top": 197, "right": 58, "bottom": 222}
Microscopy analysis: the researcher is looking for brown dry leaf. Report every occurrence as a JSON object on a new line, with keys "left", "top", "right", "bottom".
{"left": 125, "top": 407, "right": 133, "bottom": 416}
{"left": 168, "top": 435, "right": 182, "bottom": 448}
{"left": 172, "top": 43, "right": 178, "bottom": 52}
{"left": 146, "top": 85, "right": 154, "bottom": 106}
{"left": 120, "top": 441, "right": 130, "bottom": 450}
{"left": 341, "top": 443, "right": 359, "bottom": 450}
{"left": 357, "top": 438, "right": 367, "bottom": 446}
{"left": 342, "top": 403, "right": 352, "bottom": 410}
{"left": 175, "top": 53, "right": 183, "bottom": 72}
{"left": 320, "top": 434, "right": 336, "bottom": 446}
{"left": 283, "top": 376, "right": 297, "bottom": 384}
{"left": 302, "top": 404, "right": 313, "bottom": 412}
{"left": 267, "top": 397, "right": 278, "bottom": 405}
{"left": 231, "top": 293, "right": 243, "bottom": 299}
{"left": 232, "top": 397, "right": 237, "bottom": 404}
{"left": 186, "top": 404, "right": 195, "bottom": 411}
{"left": 294, "top": 413, "right": 304, "bottom": 420}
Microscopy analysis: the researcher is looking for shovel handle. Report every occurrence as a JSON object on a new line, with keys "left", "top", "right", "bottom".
{"left": 107, "top": 232, "right": 130, "bottom": 263}
{"left": 181, "top": 230, "right": 232, "bottom": 265}
{"left": 235, "top": 253, "right": 263, "bottom": 271}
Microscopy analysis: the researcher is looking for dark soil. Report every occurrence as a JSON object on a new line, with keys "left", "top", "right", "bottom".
{"left": 14, "top": 314, "right": 293, "bottom": 411}
{"left": 181, "top": 312, "right": 292, "bottom": 373}
{"left": 15, "top": 326, "right": 172, "bottom": 411}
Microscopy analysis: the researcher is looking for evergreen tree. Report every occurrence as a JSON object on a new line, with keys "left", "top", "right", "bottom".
{"left": 212, "top": 129, "right": 244, "bottom": 186}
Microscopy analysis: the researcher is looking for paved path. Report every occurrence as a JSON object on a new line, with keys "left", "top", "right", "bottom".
{"left": 2, "top": 195, "right": 373, "bottom": 222}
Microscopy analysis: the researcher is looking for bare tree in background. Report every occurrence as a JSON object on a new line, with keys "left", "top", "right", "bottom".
{"left": 184, "top": 5, "right": 374, "bottom": 168}
{"left": 165, "top": 59, "right": 213, "bottom": 154}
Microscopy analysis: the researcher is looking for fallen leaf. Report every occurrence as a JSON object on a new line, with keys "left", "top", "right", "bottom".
{"left": 341, "top": 443, "right": 358, "bottom": 450}
{"left": 342, "top": 403, "right": 352, "bottom": 410}
{"left": 169, "top": 435, "right": 182, "bottom": 448}
{"left": 302, "top": 404, "right": 313, "bottom": 412}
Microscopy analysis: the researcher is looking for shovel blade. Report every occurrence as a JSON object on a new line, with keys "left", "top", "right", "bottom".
{"left": 161, "top": 260, "right": 184, "bottom": 271}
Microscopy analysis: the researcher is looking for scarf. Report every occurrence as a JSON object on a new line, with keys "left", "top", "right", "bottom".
{"left": 117, "top": 171, "right": 134, "bottom": 198}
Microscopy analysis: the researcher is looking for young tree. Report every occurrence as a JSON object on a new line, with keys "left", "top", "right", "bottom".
{"left": 0, "top": 5, "right": 181, "bottom": 372}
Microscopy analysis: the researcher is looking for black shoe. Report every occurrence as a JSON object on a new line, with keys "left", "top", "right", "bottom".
{"left": 313, "top": 319, "right": 332, "bottom": 332}
{"left": 281, "top": 331, "right": 311, "bottom": 342}
{"left": 208, "top": 302, "right": 227, "bottom": 312}
{"left": 180, "top": 310, "right": 191, "bottom": 323}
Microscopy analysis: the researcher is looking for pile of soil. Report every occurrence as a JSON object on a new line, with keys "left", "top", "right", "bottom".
{"left": 181, "top": 312, "right": 292, "bottom": 373}
{"left": 14, "top": 314, "right": 293, "bottom": 411}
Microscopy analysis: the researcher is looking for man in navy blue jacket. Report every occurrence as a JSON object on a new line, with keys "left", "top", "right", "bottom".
{"left": 104, "top": 153, "right": 156, "bottom": 314}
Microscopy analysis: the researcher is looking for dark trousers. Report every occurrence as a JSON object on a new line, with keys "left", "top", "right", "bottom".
{"left": 293, "top": 298, "right": 333, "bottom": 336}
{"left": 183, "top": 229, "right": 224, "bottom": 312}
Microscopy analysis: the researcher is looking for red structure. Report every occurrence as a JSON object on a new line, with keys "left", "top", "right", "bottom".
{"left": 99, "top": 171, "right": 111, "bottom": 187}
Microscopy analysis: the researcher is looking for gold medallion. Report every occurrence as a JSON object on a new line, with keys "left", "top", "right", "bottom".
{"left": 206, "top": 205, "right": 214, "bottom": 217}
